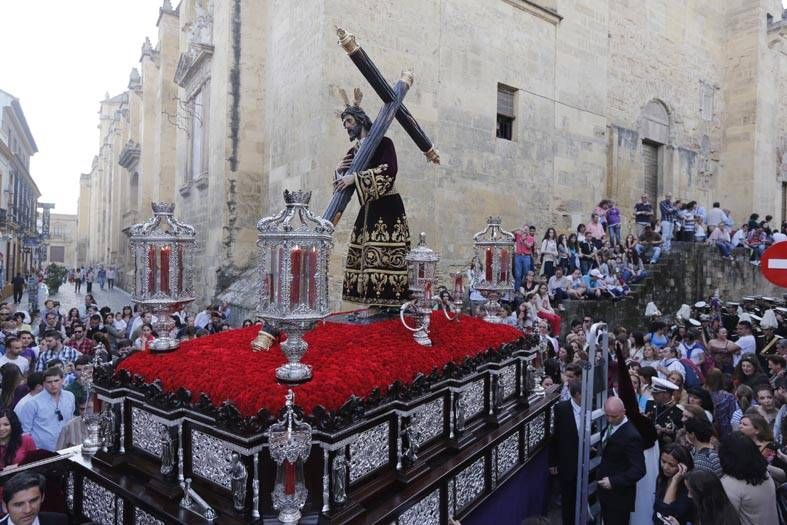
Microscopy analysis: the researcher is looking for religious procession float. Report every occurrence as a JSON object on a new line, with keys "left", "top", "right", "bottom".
{"left": 12, "top": 28, "right": 558, "bottom": 525}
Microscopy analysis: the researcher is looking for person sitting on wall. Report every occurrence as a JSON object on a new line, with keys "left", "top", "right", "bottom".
{"left": 635, "top": 225, "right": 663, "bottom": 264}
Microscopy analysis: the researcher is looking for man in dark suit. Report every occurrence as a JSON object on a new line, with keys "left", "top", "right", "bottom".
{"left": 0, "top": 471, "right": 68, "bottom": 525}
{"left": 596, "top": 396, "right": 646, "bottom": 525}
{"left": 549, "top": 380, "right": 582, "bottom": 525}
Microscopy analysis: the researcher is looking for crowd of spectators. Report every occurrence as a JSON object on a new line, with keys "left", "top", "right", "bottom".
{"left": 546, "top": 295, "right": 787, "bottom": 524}
{"left": 490, "top": 194, "right": 784, "bottom": 329}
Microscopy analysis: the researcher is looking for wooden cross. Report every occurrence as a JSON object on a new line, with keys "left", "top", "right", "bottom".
{"left": 323, "top": 27, "right": 440, "bottom": 225}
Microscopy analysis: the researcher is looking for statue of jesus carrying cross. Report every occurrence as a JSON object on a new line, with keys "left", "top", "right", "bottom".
{"left": 325, "top": 28, "right": 440, "bottom": 309}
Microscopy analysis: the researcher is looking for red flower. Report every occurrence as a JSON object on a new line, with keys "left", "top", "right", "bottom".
{"left": 119, "top": 315, "right": 521, "bottom": 416}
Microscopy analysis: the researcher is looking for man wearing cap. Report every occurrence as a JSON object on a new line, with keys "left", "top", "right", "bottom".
{"left": 644, "top": 377, "right": 682, "bottom": 446}
{"left": 582, "top": 269, "right": 605, "bottom": 298}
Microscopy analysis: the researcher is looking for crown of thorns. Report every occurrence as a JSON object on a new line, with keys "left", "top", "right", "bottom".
{"left": 337, "top": 87, "right": 372, "bottom": 130}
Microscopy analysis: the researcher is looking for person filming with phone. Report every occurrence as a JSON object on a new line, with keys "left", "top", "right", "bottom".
{"left": 13, "top": 367, "right": 75, "bottom": 451}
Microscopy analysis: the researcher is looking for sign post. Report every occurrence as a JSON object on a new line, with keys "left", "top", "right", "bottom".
{"left": 760, "top": 243, "right": 787, "bottom": 288}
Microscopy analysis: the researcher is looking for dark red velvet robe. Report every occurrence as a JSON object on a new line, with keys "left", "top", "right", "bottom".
{"left": 337, "top": 136, "right": 411, "bottom": 306}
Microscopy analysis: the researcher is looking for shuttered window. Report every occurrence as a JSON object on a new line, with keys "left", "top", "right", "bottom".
{"left": 496, "top": 84, "right": 516, "bottom": 141}
{"left": 642, "top": 142, "right": 659, "bottom": 201}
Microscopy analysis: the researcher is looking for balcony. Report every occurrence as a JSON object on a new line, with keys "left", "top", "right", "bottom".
{"left": 118, "top": 140, "right": 141, "bottom": 169}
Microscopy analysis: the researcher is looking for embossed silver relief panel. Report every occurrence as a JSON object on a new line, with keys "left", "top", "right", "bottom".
{"left": 527, "top": 413, "right": 546, "bottom": 454}
{"left": 135, "top": 508, "right": 166, "bottom": 525}
{"left": 191, "top": 429, "right": 234, "bottom": 489}
{"left": 398, "top": 488, "right": 440, "bottom": 525}
{"left": 131, "top": 407, "right": 163, "bottom": 456}
{"left": 349, "top": 421, "right": 389, "bottom": 484}
{"left": 83, "top": 478, "right": 123, "bottom": 525}
{"left": 66, "top": 472, "right": 74, "bottom": 513}
{"left": 454, "top": 457, "right": 485, "bottom": 512}
{"left": 496, "top": 432, "right": 520, "bottom": 480}
{"left": 447, "top": 478, "right": 455, "bottom": 517}
{"left": 411, "top": 398, "right": 444, "bottom": 445}
{"left": 459, "top": 379, "right": 485, "bottom": 421}
{"left": 499, "top": 365, "right": 517, "bottom": 399}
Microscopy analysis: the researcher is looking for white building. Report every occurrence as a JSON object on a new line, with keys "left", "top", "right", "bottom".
{"left": 0, "top": 89, "right": 40, "bottom": 284}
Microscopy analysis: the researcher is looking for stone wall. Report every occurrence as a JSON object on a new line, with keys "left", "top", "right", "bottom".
{"left": 78, "top": 0, "right": 787, "bottom": 313}
{"left": 560, "top": 242, "right": 784, "bottom": 334}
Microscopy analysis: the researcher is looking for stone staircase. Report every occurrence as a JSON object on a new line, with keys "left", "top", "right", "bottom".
{"left": 558, "top": 241, "right": 783, "bottom": 335}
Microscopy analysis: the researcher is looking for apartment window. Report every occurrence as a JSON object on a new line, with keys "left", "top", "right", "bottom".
{"left": 187, "top": 82, "right": 210, "bottom": 181}
{"left": 496, "top": 84, "right": 516, "bottom": 140}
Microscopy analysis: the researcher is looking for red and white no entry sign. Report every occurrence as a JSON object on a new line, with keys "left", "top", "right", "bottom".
{"left": 761, "top": 243, "right": 787, "bottom": 288}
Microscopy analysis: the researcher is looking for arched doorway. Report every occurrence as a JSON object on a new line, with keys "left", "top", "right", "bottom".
{"left": 640, "top": 100, "right": 670, "bottom": 201}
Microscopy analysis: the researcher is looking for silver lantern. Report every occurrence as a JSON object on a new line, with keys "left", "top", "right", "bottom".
{"left": 400, "top": 233, "right": 441, "bottom": 346}
{"left": 472, "top": 217, "right": 514, "bottom": 323}
{"left": 80, "top": 354, "right": 101, "bottom": 456}
{"left": 269, "top": 390, "right": 312, "bottom": 524}
{"left": 253, "top": 190, "right": 334, "bottom": 383}
{"left": 125, "top": 202, "right": 196, "bottom": 351}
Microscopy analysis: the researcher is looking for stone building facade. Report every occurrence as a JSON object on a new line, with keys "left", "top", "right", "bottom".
{"left": 47, "top": 213, "right": 77, "bottom": 269}
{"left": 0, "top": 89, "right": 41, "bottom": 285}
{"left": 79, "top": 0, "right": 787, "bottom": 312}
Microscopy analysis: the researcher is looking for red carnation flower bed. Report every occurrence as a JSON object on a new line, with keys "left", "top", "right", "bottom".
{"left": 119, "top": 315, "right": 521, "bottom": 417}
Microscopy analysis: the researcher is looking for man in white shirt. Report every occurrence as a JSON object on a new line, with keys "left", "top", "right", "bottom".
{"left": 193, "top": 305, "right": 213, "bottom": 330}
{"left": 735, "top": 321, "right": 756, "bottom": 366}
{"left": 731, "top": 224, "right": 749, "bottom": 248}
{"left": 0, "top": 337, "right": 29, "bottom": 374}
{"left": 773, "top": 228, "right": 787, "bottom": 244}
{"left": 706, "top": 202, "right": 726, "bottom": 231}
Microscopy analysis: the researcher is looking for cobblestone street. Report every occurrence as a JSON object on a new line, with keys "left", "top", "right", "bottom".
{"left": 45, "top": 281, "right": 133, "bottom": 314}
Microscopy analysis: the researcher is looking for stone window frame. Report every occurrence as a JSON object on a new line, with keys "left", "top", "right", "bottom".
{"left": 699, "top": 80, "right": 715, "bottom": 123}
{"left": 186, "top": 80, "right": 210, "bottom": 185}
{"left": 496, "top": 83, "right": 518, "bottom": 141}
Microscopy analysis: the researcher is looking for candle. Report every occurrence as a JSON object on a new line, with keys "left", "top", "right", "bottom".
{"left": 177, "top": 245, "right": 184, "bottom": 294}
{"left": 307, "top": 246, "right": 318, "bottom": 309}
{"left": 453, "top": 273, "right": 464, "bottom": 295}
{"left": 485, "top": 247, "right": 493, "bottom": 282}
{"left": 160, "top": 246, "right": 171, "bottom": 295}
{"left": 274, "top": 246, "right": 284, "bottom": 304}
{"left": 424, "top": 281, "right": 432, "bottom": 302}
{"left": 290, "top": 245, "right": 301, "bottom": 306}
{"left": 284, "top": 460, "right": 296, "bottom": 494}
{"left": 499, "top": 248, "right": 509, "bottom": 282}
{"left": 147, "top": 246, "right": 156, "bottom": 292}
